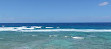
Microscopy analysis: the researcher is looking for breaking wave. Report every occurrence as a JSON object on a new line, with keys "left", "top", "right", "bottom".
{"left": 0, "top": 28, "right": 111, "bottom": 32}
{"left": 19, "top": 29, "right": 111, "bottom": 32}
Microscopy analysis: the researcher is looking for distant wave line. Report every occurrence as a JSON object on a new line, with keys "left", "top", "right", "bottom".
{"left": 0, "top": 29, "right": 111, "bottom": 32}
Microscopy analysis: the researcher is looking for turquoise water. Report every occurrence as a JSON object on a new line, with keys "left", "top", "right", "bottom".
{"left": 0, "top": 31, "right": 111, "bottom": 49}
{"left": 0, "top": 23, "right": 111, "bottom": 49}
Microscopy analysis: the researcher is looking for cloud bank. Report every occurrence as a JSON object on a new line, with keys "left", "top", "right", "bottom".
{"left": 99, "top": 2, "right": 109, "bottom": 6}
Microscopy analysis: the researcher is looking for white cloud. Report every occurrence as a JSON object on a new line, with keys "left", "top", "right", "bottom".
{"left": 99, "top": 2, "right": 109, "bottom": 6}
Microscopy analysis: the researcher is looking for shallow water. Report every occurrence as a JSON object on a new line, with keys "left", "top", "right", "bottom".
{"left": 0, "top": 31, "right": 111, "bottom": 49}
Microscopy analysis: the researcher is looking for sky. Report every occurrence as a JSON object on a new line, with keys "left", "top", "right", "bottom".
{"left": 0, "top": 0, "right": 111, "bottom": 23}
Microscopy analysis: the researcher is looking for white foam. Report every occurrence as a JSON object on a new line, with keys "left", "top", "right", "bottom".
{"left": 19, "top": 29, "right": 111, "bottom": 32}
{"left": 64, "top": 36, "right": 68, "bottom": 38}
{"left": 0, "top": 27, "right": 111, "bottom": 32}
{"left": 45, "top": 27, "right": 54, "bottom": 28}
{"left": 72, "top": 37, "right": 84, "bottom": 39}
{"left": 32, "top": 26, "right": 42, "bottom": 28}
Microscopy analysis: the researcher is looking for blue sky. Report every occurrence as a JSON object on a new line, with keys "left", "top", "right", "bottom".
{"left": 0, "top": 0, "right": 111, "bottom": 23}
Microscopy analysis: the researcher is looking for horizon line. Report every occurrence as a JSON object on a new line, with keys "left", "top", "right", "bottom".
{"left": 0, "top": 22, "right": 111, "bottom": 23}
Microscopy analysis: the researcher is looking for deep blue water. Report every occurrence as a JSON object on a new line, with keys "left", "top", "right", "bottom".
{"left": 0, "top": 23, "right": 111, "bottom": 29}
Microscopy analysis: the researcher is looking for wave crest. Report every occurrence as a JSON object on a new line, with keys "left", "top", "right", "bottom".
{"left": 0, "top": 28, "right": 111, "bottom": 32}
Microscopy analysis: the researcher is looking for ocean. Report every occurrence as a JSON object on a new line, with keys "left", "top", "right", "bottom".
{"left": 0, "top": 23, "right": 111, "bottom": 49}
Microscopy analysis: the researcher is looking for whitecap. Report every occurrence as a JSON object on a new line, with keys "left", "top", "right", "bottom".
{"left": 1, "top": 27, "right": 111, "bottom": 32}
{"left": 45, "top": 27, "right": 54, "bottom": 28}
{"left": 64, "top": 36, "right": 68, "bottom": 38}
{"left": 72, "top": 37, "right": 84, "bottom": 39}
